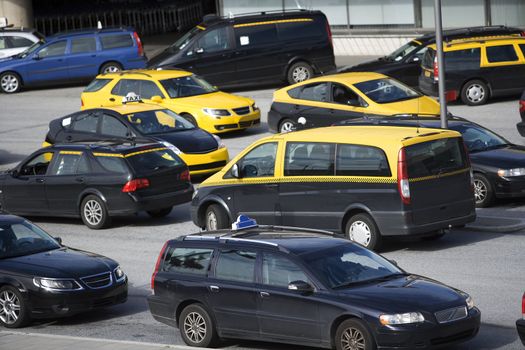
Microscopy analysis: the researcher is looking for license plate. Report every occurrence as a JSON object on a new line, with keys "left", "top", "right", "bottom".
{"left": 425, "top": 70, "right": 431, "bottom": 77}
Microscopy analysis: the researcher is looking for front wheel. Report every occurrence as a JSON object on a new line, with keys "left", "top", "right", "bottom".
{"left": 473, "top": 173, "right": 494, "bottom": 207}
{"left": 0, "top": 72, "right": 22, "bottom": 93}
{"left": 287, "top": 61, "right": 313, "bottom": 84}
{"left": 345, "top": 213, "right": 381, "bottom": 250}
{"left": 100, "top": 62, "right": 122, "bottom": 74}
{"left": 204, "top": 204, "right": 229, "bottom": 231}
{"left": 279, "top": 119, "right": 297, "bottom": 133}
{"left": 335, "top": 318, "right": 376, "bottom": 350}
{"left": 461, "top": 80, "right": 489, "bottom": 106}
{"left": 179, "top": 304, "right": 219, "bottom": 347}
{"left": 80, "top": 195, "right": 111, "bottom": 229}
{"left": 0, "top": 286, "right": 29, "bottom": 328}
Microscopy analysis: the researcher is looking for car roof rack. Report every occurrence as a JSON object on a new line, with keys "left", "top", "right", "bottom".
{"left": 52, "top": 26, "right": 132, "bottom": 38}
{"left": 204, "top": 9, "right": 312, "bottom": 23}
{"left": 418, "top": 25, "right": 523, "bottom": 43}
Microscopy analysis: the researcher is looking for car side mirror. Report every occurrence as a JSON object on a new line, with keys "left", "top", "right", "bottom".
{"left": 54, "top": 237, "right": 63, "bottom": 245}
{"left": 8, "top": 169, "right": 19, "bottom": 178}
{"left": 231, "top": 163, "right": 240, "bottom": 178}
{"left": 151, "top": 95, "right": 163, "bottom": 103}
{"left": 195, "top": 48, "right": 204, "bottom": 54}
{"left": 288, "top": 280, "right": 314, "bottom": 294}
{"left": 32, "top": 53, "right": 41, "bottom": 60}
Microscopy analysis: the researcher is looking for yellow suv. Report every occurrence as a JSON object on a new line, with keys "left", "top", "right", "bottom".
{"left": 81, "top": 70, "right": 261, "bottom": 133}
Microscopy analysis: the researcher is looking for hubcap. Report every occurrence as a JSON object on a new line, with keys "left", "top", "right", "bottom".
{"left": 341, "top": 327, "right": 365, "bottom": 350}
{"left": 466, "top": 84, "right": 485, "bottom": 103}
{"left": 184, "top": 312, "right": 207, "bottom": 343}
{"left": 474, "top": 179, "right": 487, "bottom": 203}
{"left": 1, "top": 75, "right": 19, "bottom": 93}
{"left": 292, "top": 66, "right": 310, "bottom": 82}
{"left": 348, "top": 221, "right": 371, "bottom": 246}
{"left": 206, "top": 211, "right": 217, "bottom": 231}
{"left": 84, "top": 200, "right": 103, "bottom": 226}
{"left": 0, "top": 290, "right": 20, "bottom": 325}
{"left": 103, "top": 65, "right": 120, "bottom": 73}
{"left": 280, "top": 121, "right": 296, "bottom": 133}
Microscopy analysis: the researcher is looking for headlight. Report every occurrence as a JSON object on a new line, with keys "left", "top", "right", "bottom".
{"left": 212, "top": 134, "right": 225, "bottom": 149}
{"left": 251, "top": 103, "right": 259, "bottom": 111}
{"left": 114, "top": 266, "right": 126, "bottom": 283}
{"left": 465, "top": 295, "right": 475, "bottom": 310}
{"left": 33, "top": 277, "right": 82, "bottom": 291}
{"left": 379, "top": 312, "right": 425, "bottom": 325}
{"left": 497, "top": 168, "right": 525, "bottom": 177}
{"left": 203, "top": 108, "right": 231, "bottom": 117}
{"left": 160, "top": 141, "right": 182, "bottom": 155}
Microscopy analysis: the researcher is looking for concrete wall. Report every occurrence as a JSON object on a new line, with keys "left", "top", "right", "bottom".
{"left": 333, "top": 35, "right": 415, "bottom": 56}
{"left": 0, "top": 0, "right": 33, "bottom": 28}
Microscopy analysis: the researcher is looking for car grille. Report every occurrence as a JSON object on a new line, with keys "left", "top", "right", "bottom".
{"left": 434, "top": 306, "right": 467, "bottom": 324}
{"left": 233, "top": 106, "right": 250, "bottom": 115}
{"left": 81, "top": 272, "right": 112, "bottom": 289}
{"left": 188, "top": 160, "right": 227, "bottom": 171}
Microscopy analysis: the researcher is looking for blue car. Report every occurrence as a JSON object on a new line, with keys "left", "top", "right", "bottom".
{"left": 0, "top": 27, "right": 146, "bottom": 93}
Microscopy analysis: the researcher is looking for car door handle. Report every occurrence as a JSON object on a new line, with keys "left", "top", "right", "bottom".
{"left": 109, "top": 98, "right": 115, "bottom": 102}
{"left": 75, "top": 177, "right": 84, "bottom": 183}
{"left": 66, "top": 135, "right": 72, "bottom": 141}
{"left": 260, "top": 291, "right": 270, "bottom": 298}
{"left": 35, "top": 178, "right": 45, "bottom": 183}
{"left": 209, "top": 285, "right": 220, "bottom": 292}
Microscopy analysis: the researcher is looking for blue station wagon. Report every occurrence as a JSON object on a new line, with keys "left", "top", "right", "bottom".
{"left": 0, "top": 27, "right": 146, "bottom": 93}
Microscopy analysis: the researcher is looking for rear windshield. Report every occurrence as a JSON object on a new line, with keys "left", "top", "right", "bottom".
{"left": 353, "top": 78, "right": 420, "bottom": 104}
{"left": 405, "top": 137, "right": 467, "bottom": 178}
{"left": 422, "top": 48, "right": 435, "bottom": 69}
{"left": 84, "top": 78, "right": 112, "bottom": 92}
{"left": 100, "top": 34, "right": 133, "bottom": 49}
{"left": 125, "top": 148, "right": 183, "bottom": 172}
{"left": 385, "top": 40, "right": 421, "bottom": 62}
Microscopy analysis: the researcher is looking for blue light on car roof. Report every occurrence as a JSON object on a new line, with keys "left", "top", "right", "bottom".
{"left": 232, "top": 215, "right": 258, "bottom": 230}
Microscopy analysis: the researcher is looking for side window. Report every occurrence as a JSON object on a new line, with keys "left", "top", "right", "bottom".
{"left": 298, "top": 83, "right": 329, "bottom": 102}
{"left": 486, "top": 45, "right": 519, "bottom": 63}
{"left": 0, "top": 37, "right": 6, "bottom": 49}
{"left": 262, "top": 253, "right": 309, "bottom": 288}
{"left": 100, "top": 34, "right": 133, "bottom": 49}
{"left": 519, "top": 44, "right": 525, "bottom": 58}
{"left": 284, "top": 142, "right": 335, "bottom": 176}
{"left": 7, "top": 36, "right": 34, "bottom": 48}
{"left": 414, "top": 46, "right": 428, "bottom": 60}
{"left": 444, "top": 48, "right": 480, "bottom": 70}
{"left": 236, "top": 142, "right": 277, "bottom": 178}
{"left": 196, "top": 27, "right": 230, "bottom": 53}
{"left": 100, "top": 114, "right": 129, "bottom": 137}
{"left": 331, "top": 83, "right": 361, "bottom": 106}
{"left": 111, "top": 79, "right": 141, "bottom": 96}
{"left": 84, "top": 78, "right": 112, "bottom": 92}
{"left": 140, "top": 80, "right": 164, "bottom": 99}
{"left": 235, "top": 24, "right": 277, "bottom": 47}
{"left": 287, "top": 86, "right": 301, "bottom": 99}
{"left": 277, "top": 20, "right": 322, "bottom": 41}
{"left": 163, "top": 247, "right": 213, "bottom": 275}
{"left": 215, "top": 249, "right": 256, "bottom": 283}
{"left": 20, "top": 153, "right": 54, "bottom": 176}
{"left": 94, "top": 156, "right": 128, "bottom": 174}
{"left": 71, "top": 37, "right": 97, "bottom": 54}
{"left": 72, "top": 113, "right": 99, "bottom": 133}
{"left": 38, "top": 41, "right": 67, "bottom": 58}
{"left": 336, "top": 144, "right": 391, "bottom": 176}
{"left": 49, "top": 152, "right": 89, "bottom": 176}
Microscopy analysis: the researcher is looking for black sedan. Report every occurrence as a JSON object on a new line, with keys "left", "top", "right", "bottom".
{"left": 0, "top": 213, "right": 127, "bottom": 327}
{"left": 340, "top": 116, "right": 525, "bottom": 207}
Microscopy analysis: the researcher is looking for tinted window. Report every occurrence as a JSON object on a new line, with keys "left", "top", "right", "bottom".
{"left": 448, "top": 123, "right": 508, "bottom": 152}
{"left": 84, "top": 78, "right": 112, "bottom": 92}
{"left": 0, "top": 37, "right": 6, "bottom": 49}
{"left": 38, "top": 40, "right": 66, "bottom": 57}
{"left": 72, "top": 114, "right": 98, "bottom": 133}
{"left": 298, "top": 82, "right": 329, "bottom": 102}
{"left": 287, "top": 86, "right": 301, "bottom": 99}
{"left": 140, "top": 80, "right": 164, "bottom": 99}
{"left": 237, "top": 142, "right": 277, "bottom": 178}
{"left": 278, "top": 19, "right": 322, "bottom": 40}
{"left": 163, "top": 247, "right": 213, "bottom": 275}
{"left": 95, "top": 156, "right": 128, "bottom": 174}
{"left": 262, "top": 253, "right": 309, "bottom": 287}
{"left": 215, "top": 249, "right": 256, "bottom": 283}
{"left": 160, "top": 75, "right": 217, "bottom": 98}
{"left": 7, "top": 36, "right": 34, "bottom": 48}
{"left": 422, "top": 48, "right": 436, "bottom": 69}
{"left": 235, "top": 24, "right": 277, "bottom": 46}
{"left": 100, "top": 34, "right": 133, "bottom": 49}
{"left": 126, "top": 148, "right": 183, "bottom": 172}
{"left": 519, "top": 44, "right": 525, "bottom": 58}
{"left": 111, "top": 79, "right": 164, "bottom": 99}
{"left": 331, "top": 83, "right": 360, "bottom": 106}
{"left": 336, "top": 144, "right": 390, "bottom": 176}
{"left": 100, "top": 115, "right": 128, "bottom": 137}
{"left": 486, "top": 45, "right": 518, "bottom": 63}
{"left": 405, "top": 138, "right": 467, "bottom": 178}
{"left": 71, "top": 37, "right": 97, "bottom": 53}
{"left": 354, "top": 78, "right": 419, "bottom": 104}
{"left": 0, "top": 220, "right": 60, "bottom": 259}
{"left": 20, "top": 153, "right": 54, "bottom": 176}
{"left": 196, "top": 27, "right": 230, "bottom": 53}
{"left": 444, "top": 48, "right": 481, "bottom": 70}
{"left": 49, "top": 153, "right": 84, "bottom": 175}
{"left": 284, "top": 142, "right": 335, "bottom": 176}
{"left": 125, "top": 109, "right": 194, "bottom": 135}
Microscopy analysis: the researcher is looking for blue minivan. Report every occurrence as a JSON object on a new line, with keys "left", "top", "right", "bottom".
{"left": 0, "top": 27, "right": 146, "bottom": 93}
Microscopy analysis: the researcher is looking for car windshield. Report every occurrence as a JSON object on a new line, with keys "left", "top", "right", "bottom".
{"left": 384, "top": 40, "right": 421, "bottom": 61}
{"left": 125, "top": 109, "right": 195, "bottom": 135}
{"left": 169, "top": 27, "right": 202, "bottom": 52}
{"left": 354, "top": 78, "right": 420, "bottom": 104}
{"left": 449, "top": 123, "right": 510, "bottom": 152}
{"left": 302, "top": 243, "right": 403, "bottom": 289}
{"left": 160, "top": 75, "right": 217, "bottom": 98}
{"left": 17, "top": 39, "right": 44, "bottom": 58}
{"left": 0, "top": 220, "right": 61, "bottom": 259}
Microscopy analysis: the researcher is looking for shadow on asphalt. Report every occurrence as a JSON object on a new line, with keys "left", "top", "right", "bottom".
{"left": 218, "top": 123, "right": 270, "bottom": 139}
{"left": 0, "top": 149, "right": 25, "bottom": 166}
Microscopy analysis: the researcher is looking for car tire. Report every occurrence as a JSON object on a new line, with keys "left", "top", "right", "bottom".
{"left": 461, "top": 80, "right": 489, "bottom": 106}
{"left": 0, "top": 72, "right": 22, "bottom": 94}
{"left": 100, "top": 62, "right": 122, "bottom": 74}
{"left": 180, "top": 113, "right": 198, "bottom": 127}
{"left": 279, "top": 118, "right": 297, "bottom": 133}
{"left": 473, "top": 173, "right": 494, "bottom": 207}
{"left": 345, "top": 213, "right": 381, "bottom": 250}
{"left": 335, "top": 318, "right": 376, "bottom": 350}
{"left": 147, "top": 207, "right": 172, "bottom": 218}
{"left": 0, "top": 285, "right": 30, "bottom": 328}
{"left": 179, "top": 304, "right": 219, "bottom": 348}
{"left": 287, "top": 61, "right": 313, "bottom": 84}
{"left": 205, "top": 204, "right": 229, "bottom": 231}
{"left": 80, "top": 195, "right": 111, "bottom": 229}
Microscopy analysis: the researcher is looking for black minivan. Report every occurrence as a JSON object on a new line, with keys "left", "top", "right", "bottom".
{"left": 148, "top": 10, "right": 336, "bottom": 88}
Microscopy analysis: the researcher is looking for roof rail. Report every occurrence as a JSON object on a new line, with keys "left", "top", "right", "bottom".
{"left": 52, "top": 26, "right": 130, "bottom": 38}
{"left": 212, "top": 8, "right": 311, "bottom": 21}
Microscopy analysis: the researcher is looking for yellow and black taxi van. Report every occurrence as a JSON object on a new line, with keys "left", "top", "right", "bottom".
{"left": 191, "top": 126, "right": 476, "bottom": 250}
{"left": 420, "top": 35, "right": 525, "bottom": 105}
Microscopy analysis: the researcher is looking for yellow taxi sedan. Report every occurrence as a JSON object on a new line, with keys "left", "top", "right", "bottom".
{"left": 268, "top": 72, "right": 440, "bottom": 133}
{"left": 81, "top": 70, "right": 261, "bottom": 134}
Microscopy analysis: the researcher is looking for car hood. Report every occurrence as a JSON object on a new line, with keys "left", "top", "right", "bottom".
{"left": 147, "top": 49, "right": 176, "bottom": 68}
{"left": 0, "top": 55, "right": 25, "bottom": 69}
{"left": 170, "top": 91, "right": 253, "bottom": 109}
{"left": 374, "top": 95, "right": 440, "bottom": 116}
{"left": 336, "top": 275, "right": 465, "bottom": 313}
{"left": 470, "top": 145, "right": 525, "bottom": 168}
{"left": 340, "top": 58, "right": 396, "bottom": 72}
{"left": 152, "top": 128, "right": 218, "bottom": 153}
{"left": 1, "top": 247, "right": 117, "bottom": 278}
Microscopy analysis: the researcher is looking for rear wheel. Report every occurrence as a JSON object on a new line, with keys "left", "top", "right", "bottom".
{"left": 287, "top": 61, "right": 313, "bottom": 84}
{"left": 461, "top": 80, "right": 489, "bottom": 106}
{"left": 100, "top": 62, "right": 122, "bottom": 74}
{"left": 204, "top": 204, "right": 229, "bottom": 231}
{"left": 279, "top": 119, "right": 297, "bottom": 133}
{"left": 345, "top": 213, "right": 381, "bottom": 250}
{"left": 80, "top": 195, "right": 111, "bottom": 229}
{"left": 473, "top": 173, "right": 494, "bottom": 207}
{"left": 335, "top": 318, "right": 376, "bottom": 350}
{"left": 0, "top": 72, "right": 22, "bottom": 93}
{"left": 179, "top": 304, "right": 218, "bottom": 347}
{"left": 0, "top": 286, "right": 29, "bottom": 328}
{"left": 180, "top": 113, "right": 198, "bottom": 127}
{"left": 147, "top": 207, "right": 172, "bottom": 218}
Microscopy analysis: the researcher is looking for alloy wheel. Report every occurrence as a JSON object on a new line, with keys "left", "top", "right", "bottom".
{"left": 1, "top": 74, "right": 19, "bottom": 93}
{"left": 84, "top": 200, "right": 103, "bottom": 226}
{"left": 0, "top": 290, "right": 20, "bottom": 325}
{"left": 103, "top": 65, "right": 120, "bottom": 73}
{"left": 206, "top": 211, "right": 217, "bottom": 231}
{"left": 183, "top": 312, "right": 207, "bottom": 343}
{"left": 292, "top": 66, "right": 310, "bottom": 83}
{"left": 341, "top": 326, "right": 366, "bottom": 350}
{"left": 466, "top": 84, "right": 485, "bottom": 104}
{"left": 280, "top": 121, "right": 296, "bottom": 133}
{"left": 349, "top": 221, "right": 371, "bottom": 246}
{"left": 474, "top": 179, "right": 487, "bottom": 203}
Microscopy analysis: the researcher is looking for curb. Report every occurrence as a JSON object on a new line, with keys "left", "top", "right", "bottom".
{"left": 464, "top": 216, "right": 525, "bottom": 233}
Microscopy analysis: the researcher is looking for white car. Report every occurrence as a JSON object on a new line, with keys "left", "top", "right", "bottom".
{"left": 0, "top": 28, "right": 44, "bottom": 58}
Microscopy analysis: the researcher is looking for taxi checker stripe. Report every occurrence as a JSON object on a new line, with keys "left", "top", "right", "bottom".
{"left": 409, "top": 168, "right": 470, "bottom": 183}
{"left": 59, "top": 151, "right": 82, "bottom": 155}
{"left": 124, "top": 147, "right": 168, "bottom": 158}
{"left": 92, "top": 152, "right": 124, "bottom": 158}
{"left": 233, "top": 18, "right": 313, "bottom": 28}
{"left": 196, "top": 25, "right": 206, "bottom": 30}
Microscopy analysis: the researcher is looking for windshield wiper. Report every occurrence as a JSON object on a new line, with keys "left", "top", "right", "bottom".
{"left": 333, "top": 273, "right": 407, "bottom": 289}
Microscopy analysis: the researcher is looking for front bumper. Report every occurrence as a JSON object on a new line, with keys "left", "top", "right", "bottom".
{"left": 179, "top": 147, "right": 229, "bottom": 176}
{"left": 493, "top": 175, "right": 525, "bottom": 198}
{"left": 517, "top": 319, "right": 525, "bottom": 345}
{"left": 199, "top": 110, "right": 261, "bottom": 134}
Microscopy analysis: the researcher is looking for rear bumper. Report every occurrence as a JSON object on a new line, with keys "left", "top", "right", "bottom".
{"left": 517, "top": 122, "right": 525, "bottom": 137}
{"left": 419, "top": 76, "right": 438, "bottom": 97}
{"left": 517, "top": 319, "right": 525, "bottom": 345}
{"left": 147, "top": 294, "right": 177, "bottom": 328}
{"left": 109, "top": 185, "right": 193, "bottom": 215}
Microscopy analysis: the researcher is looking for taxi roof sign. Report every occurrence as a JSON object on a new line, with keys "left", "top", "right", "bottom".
{"left": 122, "top": 92, "right": 143, "bottom": 104}
{"left": 0, "top": 18, "right": 8, "bottom": 29}
{"left": 231, "top": 215, "right": 258, "bottom": 231}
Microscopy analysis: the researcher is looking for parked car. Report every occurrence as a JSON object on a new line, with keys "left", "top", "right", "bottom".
{"left": 268, "top": 72, "right": 440, "bottom": 133}
{"left": 517, "top": 90, "right": 525, "bottom": 137}
{"left": 148, "top": 9, "right": 335, "bottom": 88}
{"left": 0, "top": 213, "right": 127, "bottom": 328}
{"left": 148, "top": 216, "right": 481, "bottom": 349}
{"left": 0, "top": 27, "right": 44, "bottom": 59}
{"left": 340, "top": 25, "right": 524, "bottom": 89}
{"left": 419, "top": 35, "right": 525, "bottom": 106}
{"left": 0, "top": 27, "right": 146, "bottom": 93}
{"left": 81, "top": 70, "right": 260, "bottom": 134}
{"left": 340, "top": 115, "right": 525, "bottom": 207}
{"left": 44, "top": 97, "right": 229, "bottom": 176}
{"left": 517, "top": 292, "right": 525, "bottom": 345}
{"left": 191, "top": 125, "right": 476, "bottom": 250}
{"left": 0, "top": 142, "right": 193, "bottom": 229}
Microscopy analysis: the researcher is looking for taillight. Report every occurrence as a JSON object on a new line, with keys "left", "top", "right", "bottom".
{"left": 151, "top": 241, "right": 168, "bottom": 290}
{"left": 180, "top": 169, "right": 191, "bottom": 182}
{"left": 519, "top": 100, "right": 525, "bottom": 113}
{"left": 397, "top": 148, "right": 410, "bottom": 205}
{"left": 433, "top": 56, "right": 439, "bottom": 82}
{"left": 122, "top": 178, "right": 149, "bottom": 192}
{"left": 133, "top": 32, "right": 144, "bottom": 57}
{"left": 521, "top": 31, "right": 525, "bottom": 37}
{"left": 326, "top": 20, "right": 333, "bottom": 48}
